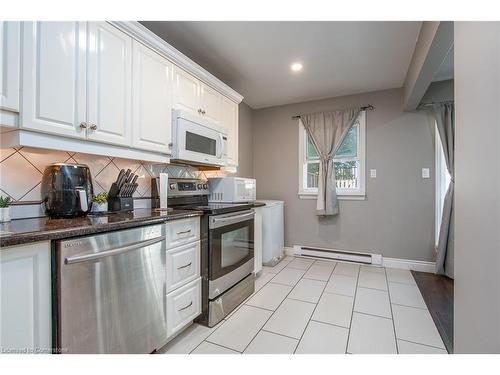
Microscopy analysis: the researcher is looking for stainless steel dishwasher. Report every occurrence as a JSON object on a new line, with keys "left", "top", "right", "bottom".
{"left": 55, "top": 223, "right": 167, "bottom": 354}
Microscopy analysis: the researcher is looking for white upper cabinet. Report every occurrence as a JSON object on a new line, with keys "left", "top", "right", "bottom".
{"left": 173, "top": 66, "right": 200, "bottom": 114}
{"left": 21, "top": 22, "right": 87, "bottom": 139}
{"left": 86, "top": 22, "right": 132, "bottom": 146}
{"left": 10, "top": 21, "right": 242, "bottom": 163}
{"left": 221, "top": 97, "right": 239, "bottom": 167}
{"left": 200, "top": 83, "right": 222, "bottom": 123}
{"left": 0, "top": 21, "right": 20, "bottom": 114}
{"left": 132, "top": 40, "right": 173, "bottom": 154}
{"left": 173, "top": 67, "right": 224, "bottom": 125}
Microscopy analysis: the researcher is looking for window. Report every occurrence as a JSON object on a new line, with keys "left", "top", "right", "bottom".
{"left": 298, "top": 111, "right": 366, "bottom": 198}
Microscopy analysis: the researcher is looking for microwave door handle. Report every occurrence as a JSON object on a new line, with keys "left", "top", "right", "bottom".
{"left": 218, "top": 133, "right": 224, "bottom": 159}
{"left": 77, "top": 189, "right": 88, "bottom": 212}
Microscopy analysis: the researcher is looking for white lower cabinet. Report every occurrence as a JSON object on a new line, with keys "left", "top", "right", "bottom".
{"left": 0, "top": 241, "right": 51, "bottom": 353}
{"left": 165, "top": 217, "right": 200, "bottom": 249}
{"left": 165, "top": 217, "right": 201, "bottom": 340}
{"left": 166, "top": 277, "right": 201, "bottom": 338}
{"left": 166, "top": 241, "right": 200, "bottom": 293}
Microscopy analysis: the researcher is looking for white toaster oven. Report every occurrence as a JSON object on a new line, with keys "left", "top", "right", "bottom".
{"left": 208, "top": 177, "right": 256, "bottom": 203}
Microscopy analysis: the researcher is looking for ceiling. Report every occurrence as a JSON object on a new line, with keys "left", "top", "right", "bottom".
{"left": 140, "top": 21, "right": 422, "bottom": 109}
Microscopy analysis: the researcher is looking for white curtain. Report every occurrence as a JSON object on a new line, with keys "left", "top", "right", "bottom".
{"left": 433, "top": 102, "right": 455, "bottom": 278}
{"left": 301, "top": 107, "right": 360, "bottom": 216}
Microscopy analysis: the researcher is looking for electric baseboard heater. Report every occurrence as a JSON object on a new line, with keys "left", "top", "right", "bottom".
{"left": 293, "top": 245, "right": 382, "bottom": 265}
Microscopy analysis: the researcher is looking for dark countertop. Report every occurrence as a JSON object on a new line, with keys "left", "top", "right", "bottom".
{"left": 0, "top": 208, "right": 203, "bottom": 248}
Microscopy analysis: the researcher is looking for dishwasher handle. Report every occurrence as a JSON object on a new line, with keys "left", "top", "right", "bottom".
{"left": 64, "top": 235, "right": 166, "bottom": 265}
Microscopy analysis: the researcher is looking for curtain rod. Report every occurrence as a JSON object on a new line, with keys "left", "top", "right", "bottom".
{"left": 291, "top": 104, "right": 374, "bottom": 120}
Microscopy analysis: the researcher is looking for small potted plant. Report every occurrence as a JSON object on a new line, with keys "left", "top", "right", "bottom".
{"left": 92, "top": 192, "right": 108, "bottom": 213}
{"left": 0, "top": 195, "right": 12, "bottom": 222}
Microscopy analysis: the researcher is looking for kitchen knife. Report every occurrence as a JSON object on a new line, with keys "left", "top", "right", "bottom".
{"left": 125, "top": 172, "right": 135, "bottom": 184}
{"left": 108, "top": 169, "right": 126, "bottom": 198}
{"left": 120, "top": 169, "right": 132, "bottom": 190}
{"left": 115, "top": 169, "right": 125, "bottom": 186}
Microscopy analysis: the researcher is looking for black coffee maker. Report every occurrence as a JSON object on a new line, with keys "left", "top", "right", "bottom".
{"left": 41, "top": 163, "right": 93, "bottom": 218}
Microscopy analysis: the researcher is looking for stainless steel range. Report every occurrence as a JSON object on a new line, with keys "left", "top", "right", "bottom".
{"left": 154, "top": 177, "right": 255, "bottom": 327}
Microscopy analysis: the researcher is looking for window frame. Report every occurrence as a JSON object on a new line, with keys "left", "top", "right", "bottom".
{"left": 298, "top": 110, "right": 366, "bottom": 200}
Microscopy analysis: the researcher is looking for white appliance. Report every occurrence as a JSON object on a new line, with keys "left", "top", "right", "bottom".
{"left": 208, "top": 177, "right": 256, "bottom": 203}
{"left": 258, "top": 200, "right": 285, "bottom": 267}
{"left": 171, "top": 110, "right": 228, "bottom": 167}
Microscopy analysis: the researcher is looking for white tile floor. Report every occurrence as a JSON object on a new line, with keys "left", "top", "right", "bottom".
{"left": 159, "top": 256, "right": 448, "bottom": 354}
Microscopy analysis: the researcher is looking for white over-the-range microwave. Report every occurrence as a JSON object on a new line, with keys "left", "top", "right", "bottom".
{"left": 171, "top": 110, "right": 228, "bottom": 167}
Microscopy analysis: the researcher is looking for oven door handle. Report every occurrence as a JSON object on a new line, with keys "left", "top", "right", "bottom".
{"left": 64, "top": 236, "right": 166, "bottom": 265}
{"left": 210, "top": 210, "right": 255, "bottom": 229}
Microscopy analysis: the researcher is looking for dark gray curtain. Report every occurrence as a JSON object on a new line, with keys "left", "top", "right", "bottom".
{"left": 301, "top": 107, "right": 360, "bottom": 216}
{"left": 433, "top": 102, "right": 455, "bottom": 278}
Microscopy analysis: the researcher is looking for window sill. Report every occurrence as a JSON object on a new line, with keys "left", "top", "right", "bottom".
{"left": 298, "top": 193, "right": 366, "bottom": 201}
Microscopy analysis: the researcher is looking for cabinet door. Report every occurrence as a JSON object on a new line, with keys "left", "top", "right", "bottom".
{"left": 200, "top": 83, "right": 222, "bottom": 124}
{"left": 0, "top": 242, "right": 51, "bottom": 353}
{"left": 0, "top": 21, "right": 20, "bottom": 113}
{"left": 86, "top": 22, "right": 132, "bottom": 146}
{"left": 173, "top": 66, "right": 200, "bottom": 114}
{"left": 21, "top": 22, "right": 87, "bottom": 139}
{"left": 221, "top": 97, "right": 239, "bottom": 167}
{"left": 132, "top": 40, "right": 173, "bottom": 153}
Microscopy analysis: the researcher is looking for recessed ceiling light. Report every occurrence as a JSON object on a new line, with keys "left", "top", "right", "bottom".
{"left": 290, "top": 62, "right": 303, "bottom": 72}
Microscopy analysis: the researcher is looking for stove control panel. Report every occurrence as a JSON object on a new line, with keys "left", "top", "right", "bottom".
{"left": 168, "top": 178, "right": 209, "bottom": 197}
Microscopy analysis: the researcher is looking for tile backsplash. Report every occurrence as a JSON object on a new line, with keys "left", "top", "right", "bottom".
{"left": 0, "top": 146, "right": 229, "bottom": 207}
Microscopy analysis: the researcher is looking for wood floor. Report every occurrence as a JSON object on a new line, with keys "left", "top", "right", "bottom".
{"left": 412, "top": 271, "right": 454, "bottom": 353}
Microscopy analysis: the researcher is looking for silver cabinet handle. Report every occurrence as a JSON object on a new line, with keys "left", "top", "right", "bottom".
{"left": 176, "top": 229, "right": 192, "bottom": 235}
{"left": 197, "top": 108, "right": 202, "bottom": 114}
{"left": 201, "top": 109, "right": 206, "bottom": 115}
{"left": 177, "top": 262, "right": 192, "bottom": 270}
{"left": 89, "top": 123, "right": 97, "bottom": 131}
{"left": 79, "top": 122, "right": 88, "bottom": 129}
{"left": 65, "top": 236, "right": 165, "bottom": 264}
{"left": 178, "top": 301, "right": 193, "bottom": 312}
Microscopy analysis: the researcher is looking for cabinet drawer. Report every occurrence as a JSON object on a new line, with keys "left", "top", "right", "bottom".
{"left": 166, "top": 241, "right": 200, "bottom": 293}
{"left": 166, "top": 278, "right": 201, "bottom": 338}
{"left": 165, "top": 217, "right": 200, "bottom": 248}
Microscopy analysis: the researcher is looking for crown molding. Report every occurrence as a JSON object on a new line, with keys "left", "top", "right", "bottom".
{"left": 110, "top": 21, "right": 244, "bottom": 104}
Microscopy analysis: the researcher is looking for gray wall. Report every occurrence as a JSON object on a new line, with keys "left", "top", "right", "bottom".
{"left": 253, "top": 88, "right": 436, "bottom": 262}
{"left": 235, "top": 102, "right": 254, "bottom": 178}
{"left": 454, "top": 22, "right": 500, "bottom": 353}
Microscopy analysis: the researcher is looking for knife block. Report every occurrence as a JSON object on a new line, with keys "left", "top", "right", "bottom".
{"left": 108, "top": 196, "right": 134, "bottom": 212}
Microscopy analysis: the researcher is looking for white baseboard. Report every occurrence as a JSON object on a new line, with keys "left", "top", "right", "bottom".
{"left": 382, "top": 257, "right": 435, "bottom": 273}
{"left": 284, "top": 246, "right": 435, "bottom": 273}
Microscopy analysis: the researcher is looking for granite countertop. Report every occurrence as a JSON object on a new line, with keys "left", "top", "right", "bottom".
{"left": 0, "top": 208, "right": 203, "bottom": 248}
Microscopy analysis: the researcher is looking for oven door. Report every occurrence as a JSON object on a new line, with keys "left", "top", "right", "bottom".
{"left": 174, "top": 111, "right": 227, "bottom": 166}
{"left": 208, "top": 210, "right": 255, "bottom": 299}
